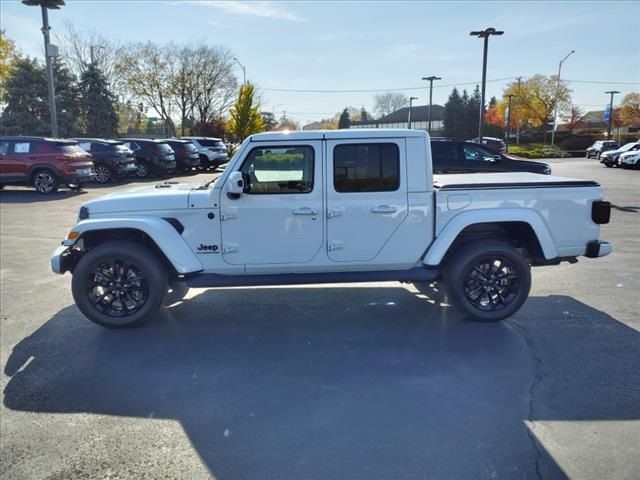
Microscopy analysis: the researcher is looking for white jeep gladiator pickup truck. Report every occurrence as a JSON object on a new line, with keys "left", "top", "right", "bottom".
{"left": 51, "top": 129, "right": 612, "bottom": 328}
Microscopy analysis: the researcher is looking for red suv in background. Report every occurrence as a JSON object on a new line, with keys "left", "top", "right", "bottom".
{"left": 0, "top": 137, "right": 95, "bottom": 194}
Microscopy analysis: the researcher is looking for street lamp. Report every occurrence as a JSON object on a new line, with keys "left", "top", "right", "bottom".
{"left": 22, "top": 0, "right": 65, "bottom": 137}
{"left": 421, "top": 75, "right": 441, "bottom": 134}
{"left": 551, "top": 49, "right": 575, "bottom": 146}
{"left": 232, "top": 57, "right": 246, "bottom": 85}
{"left": 605, "top": 90, "right": 620, "bottom": 140}
{"left": 505, "top": 93, "right": 516, "bottom": 153}
{"left": 408, "top": 97, "right": 418, "bottom": 129}
{"left": 470, "top": 27, "right": 504, "bottom": 143}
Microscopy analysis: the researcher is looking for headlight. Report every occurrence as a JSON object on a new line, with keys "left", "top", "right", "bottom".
{"left": 543, "top": 167, "right": 551, "bottom": 175}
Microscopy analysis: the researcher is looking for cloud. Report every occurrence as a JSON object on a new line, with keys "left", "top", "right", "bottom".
{"left": 182, "top": 1, "right": 306, "bottom": 22}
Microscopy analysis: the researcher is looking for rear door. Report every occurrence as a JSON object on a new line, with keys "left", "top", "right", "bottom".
{"left": 8, "top": 140, "right": 34, "bottom": 179}
{"left": 326, "top": 138, "right": 408, "bottom": 262}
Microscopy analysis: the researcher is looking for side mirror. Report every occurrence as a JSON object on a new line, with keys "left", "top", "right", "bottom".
{"left": 226, "top": 171, "right": 244, "bottom": 199}
{"left": 484, "top": 155, "right": 500, "bottom": 163}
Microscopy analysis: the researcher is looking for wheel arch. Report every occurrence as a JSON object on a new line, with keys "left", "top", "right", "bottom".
{"left": 423, "top": 209, "right": 558, "bottom": 267}
{"left": 28, "top": 164, "right": 61, "bottom": 181}
{"left": 64, "top": 218, "right": 203, "bottom": 276}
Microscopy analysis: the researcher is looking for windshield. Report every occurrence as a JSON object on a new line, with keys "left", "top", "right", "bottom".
{"left": 620, "top": 143, "right": 639, "bottom": 152}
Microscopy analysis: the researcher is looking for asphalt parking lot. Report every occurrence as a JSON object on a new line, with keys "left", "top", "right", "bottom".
{"left": 1, "top": 159, "right": 639, "bottom": 480}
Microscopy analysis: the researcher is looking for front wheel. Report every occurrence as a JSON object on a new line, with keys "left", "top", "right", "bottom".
{"left": 71, "top": 240, "right": 167, "bottom": 328}
{"left": 444, "top": 240, "right": 531, "bottom": 322}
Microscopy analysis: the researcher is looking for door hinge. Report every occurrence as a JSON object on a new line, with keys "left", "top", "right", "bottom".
{"left": 327, "top": 207, "right": 345, "bottom": 219}
{"left": 222, "top": 243, "right": 239, "bottom": 254}
{"left": 220, "top": 212, "right": 237, "bottom": 221}
{"left": 327, "top": 241, "right": 344, "bottom": 252}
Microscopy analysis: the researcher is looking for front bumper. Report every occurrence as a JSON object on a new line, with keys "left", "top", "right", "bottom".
{"left": 51, "top": 245, "right": 73, "bottom": 274}
{"left": 61, "top": 172, "right": 95, "bottom": 184}
{"left": 585, "top": 240, "right": 613, "bottom": 258}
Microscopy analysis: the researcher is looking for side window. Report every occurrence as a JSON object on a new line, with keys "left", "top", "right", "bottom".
{"left": 334, "top": 143, "right": 399, "bottom": 193}
{"left": 240, "top": 145, "right": 314, "bottom": 194}
{"left": 78, "top": 142, "right": 91, "bottom": 151}
{"left": 0, "top": 141, "right": 10, "bottom": 155}
{"left": 463, "top": 144, "right": 493, "bottom": 162}
{"left": 431, "top": 142, "right": 457, "bottom": 162}
{"left": 13, "top": 142, "right": 32, "bottom": 154}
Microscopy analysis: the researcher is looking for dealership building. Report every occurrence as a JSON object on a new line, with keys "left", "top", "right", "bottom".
{"left": 350, "top": 105, "right": 445, "bottom": 132}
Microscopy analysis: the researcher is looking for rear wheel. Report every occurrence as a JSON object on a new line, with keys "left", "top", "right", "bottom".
{"left": 136, "top": 161, "right": 151, "bottom": 178}
{"left": 71, "top": 240, "right": 167, "bottom": 328}
{"left": 444, "top": 240, "right": 531, "bottom": 322}
{"left": 32, "top": 169, "right": 59, "bottom": 194}
{"left": 94, "top": 165, "right": 112, "bottom": 183}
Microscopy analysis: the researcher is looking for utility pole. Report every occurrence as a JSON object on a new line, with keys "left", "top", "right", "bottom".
{"left": 551, "top": 50, "right": 575, "bottom": 146}
{"left": 23, "top": 0, "right": 65, "bottom": 138}
{"left": 605, "top": 90, "right": 620, "bottom": 140}
{"left": 408, "top": 97, "right": 418, "bottom": 129}
{"left": 470, "top": 27, "right": 504, "bottom": 143}
{"left": 505, "top": 94, "right": 516, "bottom": 153}
{"left": 421, "top": 75, "right": 441, "bottom": 134}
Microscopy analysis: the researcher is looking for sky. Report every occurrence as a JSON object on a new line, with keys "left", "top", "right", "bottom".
{"left": 2, "top": 0, "right": 639, "bottom": 126}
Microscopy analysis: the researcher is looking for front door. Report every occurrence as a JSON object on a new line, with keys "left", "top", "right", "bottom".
{"left": 220, "top": 141, "right": 323, "bottom": 266}
{"left": 326, "top": 139, "right": 408, "bottom": 262}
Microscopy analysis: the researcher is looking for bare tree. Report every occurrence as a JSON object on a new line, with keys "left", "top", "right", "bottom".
{"left": 373, "top": 92, "right": 409, "bottom": 118}
{"left": 563, "top": 104, "right": 585, "bottom": 133}
{"left": 117, "top": 42, "right": 177, "bottom": 135}
{"left": 55, "top": 22, "right": 127, "bottom": 97}
{"left": 191, "top": 44, "right": 237, "bottom": 127}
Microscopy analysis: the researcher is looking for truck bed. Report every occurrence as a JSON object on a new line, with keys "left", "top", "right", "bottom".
{"left": 432, "top": 172, "right": 604, "bottom": 259}
{"left": 433, "top": 172, "right": 599, "bottom": 190}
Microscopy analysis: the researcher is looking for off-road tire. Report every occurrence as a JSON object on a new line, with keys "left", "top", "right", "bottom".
{"left": 444, "top": 240, "right": 531, "bottom": 322}
{"left": 72, "top": 240, "right": 167, "bottom": 328}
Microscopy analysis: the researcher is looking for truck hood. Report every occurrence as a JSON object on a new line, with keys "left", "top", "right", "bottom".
{"left": 82, "top": 182, "right": 199, "bottom": 214}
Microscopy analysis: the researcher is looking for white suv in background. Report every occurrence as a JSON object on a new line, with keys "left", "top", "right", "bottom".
{"left": 180, "top": 137, "right": 228, "bottom": 170}
{"left": 619, "top": 150, "right": 640, "bottom": 169}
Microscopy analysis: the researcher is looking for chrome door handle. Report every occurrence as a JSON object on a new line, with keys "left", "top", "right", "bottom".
{"left": 371, "top": 205, "right": 397, "bottom": 214}
{"left": 292, "top": 207, "right": 318, "bottom": 215}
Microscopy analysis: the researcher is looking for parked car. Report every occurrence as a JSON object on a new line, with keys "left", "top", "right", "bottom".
{"left": 119, "top": 139, "right": 176, "bottom": 178}
{"left": 73, "top": 138, "right": 137, "bottom": 183}
{"left": 165, "top": 139, "right": 201, "bottom": 172}
{"left": 180, "top": 136, "right": 228, "bottom": 170}
{"left": 619, "top": 150, "right": 640, "bottom": 169}
{"left": 0, "top": 136, "right": 94, "bottom": 194}
{"left": 585, "top": 140, "right": 619, "bottom": 159}
{"left": 600, "top": 141, "right": 640, "bottom": 167}
{"left": 470, "top": 136, "right": 506, "bottom": 153}
{"left": 431, "top": 138, "right": 551, "bottom": 174}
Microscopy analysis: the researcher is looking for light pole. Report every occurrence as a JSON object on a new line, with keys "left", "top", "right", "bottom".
{"left": 470, "top": 27, "right": 504, "bottom": 143}
{"left": 232, "top": 57, "right": 246, "bottom": 85}
{"left": 605, "top": 90, "right": 620, "bottom": 140}
{"left": 505, "top": 93, "right": 516, "bottom": 153}
{"left": 550, "top": 49, "right": 575, "bottom": 146}
{"left": 22, "top": 0, "right": 65, "bottom": 138}
{"left": 408, "top": 97, "right": 418, "bottom": 129}
{"left": 421, "top": 75, "right": 441, "bottom": 134}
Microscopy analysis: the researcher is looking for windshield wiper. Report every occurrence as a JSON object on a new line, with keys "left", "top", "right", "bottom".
{"left": 196, "top": 177, "right": 218, "bottom": 190}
